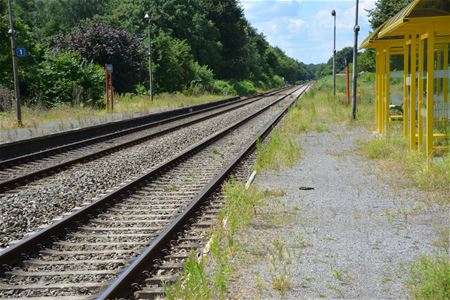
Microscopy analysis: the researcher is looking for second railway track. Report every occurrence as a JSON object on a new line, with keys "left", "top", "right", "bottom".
{"left": 0, "top": 84, "right": 310, "bottom": 299}
{"left": 0, "top": 88, "right": 286, "bottom": 193}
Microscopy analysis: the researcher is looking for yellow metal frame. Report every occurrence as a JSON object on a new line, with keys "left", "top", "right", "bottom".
{"left": 361, "top": 0, "right": 449, "bottom": 158}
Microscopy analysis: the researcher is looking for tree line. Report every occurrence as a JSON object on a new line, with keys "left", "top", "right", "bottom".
{"left": 0, "top": 0, "right": 315, "bottom": 108}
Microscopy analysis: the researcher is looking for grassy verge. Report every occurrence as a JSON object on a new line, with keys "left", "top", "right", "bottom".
{"left": 256, "top": 74, "right": 375, "bottom": 171}
{"left": 165, "top": 180, "right": 264, "bottom": 299}
{"left": 407, "top": 255, "right": 450, "bottom": 300}
{"left": 0, "top": 93, "right": 226, "bottom": 131}
{"left": 359, "top": 129, "right": 450, "bottom": 204}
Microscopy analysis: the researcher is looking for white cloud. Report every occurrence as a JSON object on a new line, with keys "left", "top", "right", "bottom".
{"left": 241, "top": 0, "right": 377, "bottom": 63}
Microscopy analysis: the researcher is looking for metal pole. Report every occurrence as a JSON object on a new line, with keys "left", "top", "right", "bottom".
{"left": 7, "top": 0, "right": 22, "bottom": 126}
{"left": 332, "top": 10, "right": 336, "bottom": 97}
{"left": 352, "top": 0, "right": 360, "bottom": 120}
{"left": 146, "top": 14, "right": 153, "bottom": 102}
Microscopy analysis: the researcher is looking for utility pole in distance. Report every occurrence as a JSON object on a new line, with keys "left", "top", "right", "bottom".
{"left": 331, "top": 9, "right": 336, "bottom": 97}
{"left": 144, "top": 13, "right": 153, "bottom": 102}
{"left": 352, "top": 0, "right": 360, "bottom": 120}
{"left": 7, "top": 0, "right": 22, "bottom": 126}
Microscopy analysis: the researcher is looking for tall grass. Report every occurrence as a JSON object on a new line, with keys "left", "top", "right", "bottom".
{"left": 255, "top": 75, "right": 375, "bottom": 171}
{"left": 407, "top": 255, "right": 450, "bottom": 300}
{"left": 360, "top": 129, "right": 450, "bottom": 204}
{"left": 0, "top": 93, "right": 225, "bottom": 131}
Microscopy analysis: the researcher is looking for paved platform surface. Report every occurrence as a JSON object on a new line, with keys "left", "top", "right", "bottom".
{"left": 228, "top": 126, "right": 447, "bottom": 299}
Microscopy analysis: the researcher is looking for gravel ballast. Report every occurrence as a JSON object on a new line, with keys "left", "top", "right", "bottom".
{"left": 0, "top": 88, "right": 304, "bottom": 298}
{"left": 228, "top": 126, "right": 448, "bottom": 299}
{"left": 0, "top": 88, "right": 302, "bottom": 249}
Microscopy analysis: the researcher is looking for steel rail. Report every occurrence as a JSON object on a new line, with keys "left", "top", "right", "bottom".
{"left": 0, "top": 87, "right": 289, "bottom": 193}
{"left": 0, "top": 88, "right": 286, "bottom": 163}
{"left": 0, "top": 85, "right": 303, "bottom": 269}
{"left": 97, "top": 83, "right": 310, "bottom": 299}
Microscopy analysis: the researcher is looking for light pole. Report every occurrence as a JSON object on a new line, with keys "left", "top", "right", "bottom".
{"left": 352, "top": 0, "right": 360, "bottom": 119}
{"left": 331, "top": 9, "right": 336, "bottom": 97}
{"left": 7, "top": 0, "right": 22, "bottom": 126}
{"left": 144, "top": 13, "right": 153, "bottom": 102}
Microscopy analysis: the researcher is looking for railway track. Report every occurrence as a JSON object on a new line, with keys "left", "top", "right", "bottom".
{"left": 0, "top": 88, "right": 286, "bottom": 193}
{"left": 0, "top": 84, "right": 310, "bottom": 299}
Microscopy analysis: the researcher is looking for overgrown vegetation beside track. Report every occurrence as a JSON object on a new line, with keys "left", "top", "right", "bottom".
{"left": 165, "top": 180, "right": 264, "bottom": 299}
{"left": 360, "top": 130, "right": 450, "bottom": 204}
{"left": 256, "top": 74, "right": 375, "bottom": 171}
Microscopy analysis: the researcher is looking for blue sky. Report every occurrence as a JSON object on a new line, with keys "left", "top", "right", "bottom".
{"left": 241, "top": 0, "right": 376, "bottom": 64}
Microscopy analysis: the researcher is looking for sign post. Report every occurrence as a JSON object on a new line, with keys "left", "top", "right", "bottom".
{"left": 104, "top": 64, "right": 114, "bottom": 112}
{"left": 345, "top": 58, "right": 350, "bottom": 106}
{"left": 7, "top": 0, "right": 22, "bottom": 126}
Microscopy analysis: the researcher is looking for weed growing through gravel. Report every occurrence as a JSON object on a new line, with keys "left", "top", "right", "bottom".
{"left": 165, "top": 252, "right": 211, "bottom": 300}
{"left": 256, "top": 75, "right": 374, "bottom": 172}
{"left": 269, "top": 239, "right": 294, "bottom": 294}
{"left": 165, "top": 180, "right": 264, "bottom": 299}
{"left": 407, "top": 255, "right": 450, "bottom": 300}
{"left": 256, "top": 132, "right": 302, "bottom": 171}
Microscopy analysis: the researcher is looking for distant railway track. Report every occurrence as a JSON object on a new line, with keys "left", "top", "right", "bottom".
{"left": 0, "top": 88, "right": 286, "bottom": 193}
{"left": 0, "top": 84, "right": 310, "bottom": 299}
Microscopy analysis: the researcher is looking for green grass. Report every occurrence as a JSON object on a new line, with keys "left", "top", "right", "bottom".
{"left": 407, "top": 255, "right": 450, "bottom": 300}
{"left": 165, "top": 253, "right": 211, "bottom": 300}
{"left": 0, "top": 93, "right": 226, "bottom": 132}
{"left": 255, "top": 74, "right": 375, "bottom": 172}
{"left": 255, "top": 132, "right": 302, "bottom": 171}
{"left": 165, "top": 180, "right": 264, "bottom": 299}
{"left": 360, "top": 128, "right": 450, "bottom": 204}
{"left": 269, "top": 240, "right": 293, "bottom": 294}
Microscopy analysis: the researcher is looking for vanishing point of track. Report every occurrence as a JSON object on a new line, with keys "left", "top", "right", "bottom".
{"left": 0, "top": 84, "right": 310, "bottom": 299}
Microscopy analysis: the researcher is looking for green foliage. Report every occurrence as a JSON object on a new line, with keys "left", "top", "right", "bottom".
{"left": 166, "top": 180, "right": 263, "bottom": 299}
{"left": 54, "top": 22, "right": 143, "bottom": 93}
{"left": 151, "top": 32, "right": 196, "bottom": 93}
{"left": 407, "top": 255, "right": 450, "bottom": 300}
{"left": 165, "top": 252, "right": 211, "bottom": 300}
{"left": 189, "top": 62, "right": 215, "bottom": 94}
{"left": 256, "top": 131, "right": 302, "bottom": 171}
{"left": 1, "top": 0, "right": 313, "bottom": 107}
{"left": 368, "top": 0, "right": 413, "bottom": 29}
{"left": 29, "top": 51, "right": 103, "bottom": 107}
{"left": 358, "top": 49, "right": 376, "bottom": 72}
{"left": 232, "top": 80, "right": 257, "bottom": 96}
{"left": 212, "top": 80, "right": 236, "bottom": 96}
{"left": 328, "top": 47, "right": 354, "bottom": 73}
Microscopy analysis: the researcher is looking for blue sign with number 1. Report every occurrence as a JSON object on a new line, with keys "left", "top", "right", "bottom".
{"left": 16, "top": 48, "right": 27, "bottom": 58}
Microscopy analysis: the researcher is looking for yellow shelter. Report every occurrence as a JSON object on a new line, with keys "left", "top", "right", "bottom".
{"left": 361, "top": 0, "right": 450, "bottom": 158}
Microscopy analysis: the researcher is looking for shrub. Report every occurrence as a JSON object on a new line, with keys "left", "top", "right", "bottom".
{"left": 212, "top": 80, "right": 236, "bottom": 96}
{"left": 30, "top": 51, "right": 104, "bottom": 107}
{"left": 54, "top": 22, "right": 143, "bottom": 93}
{"left": 233, "top": 80, "right": 257, "bottom": 96}
{"left": 189, "top": 62, "right": 215, "bottom": 94}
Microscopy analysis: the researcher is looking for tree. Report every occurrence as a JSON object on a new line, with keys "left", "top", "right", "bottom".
{"left": 14, "top": 0, "right": 112, "bottom": 43}
{"left": 0, "top": 0, "right": 10, "bottom": 85}
{"left": 327, "top": 47, "right": 353, "bottom": 73}
{"left": 358, "top": 49, "right": 376, "bottom": 72}
{"left": 54, "top": 22, "right": 143, "bottom": 93}
{"left": 29, "top": 51, "right": 104, "bottom": 107}
{"left": 368, "top": 0, "right": 413, "bottom": 29}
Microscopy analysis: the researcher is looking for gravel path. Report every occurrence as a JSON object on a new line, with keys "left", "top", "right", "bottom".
{"left": 228, "top": 126, "right": 448, "bottom": 299}
{"left": 0, "top": 88, "right": 301, "bottom": 249}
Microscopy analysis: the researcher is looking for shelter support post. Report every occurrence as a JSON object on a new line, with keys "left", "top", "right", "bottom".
{"left": 409, "top": 35, "right": 417, "bottom": 150}
{"left": 425, "top": 28, "right": 434, "bottom": 158}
